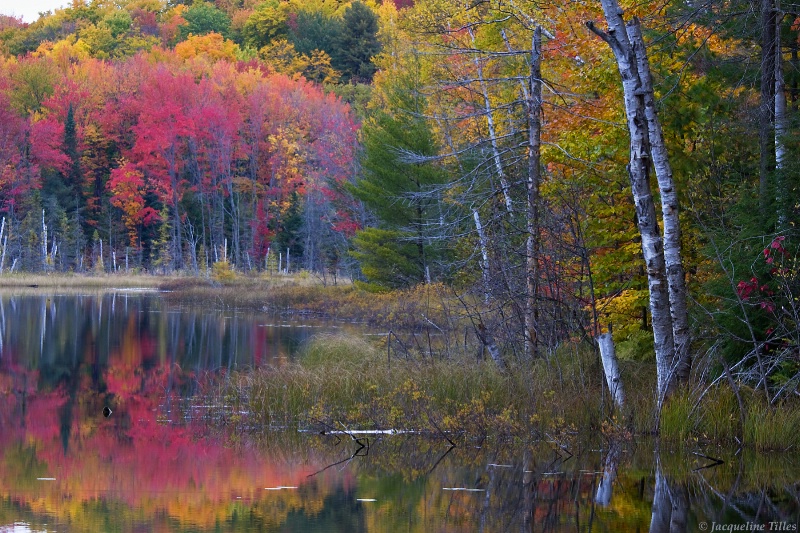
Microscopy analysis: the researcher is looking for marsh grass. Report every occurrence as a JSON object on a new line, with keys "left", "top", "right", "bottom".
{"left": 743, "top": 402, "right": 800, "bottom": 451}
{"left": 208, "top": 332, "right": 800, "bottom": 450}
{"left": 24, "top": 273, "right": 797, "bottom": 448}
{"left": 0, "top": 272, "right": 171, "bottom": 288}
{"left": 213, "top": 334, "right": 608, "bottom": 442}
{"left": 659, "top": 384, "right": 800, "bottom": 451}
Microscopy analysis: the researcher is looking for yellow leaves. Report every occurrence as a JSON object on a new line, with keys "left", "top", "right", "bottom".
{"left": 33, "top": 35, "right": 91, "bottom": 70}
{"left": 259, "top": 39, "right": 306, "bottom": 78}
{"left": 676, "top": 23, "right": 745, "bottom": 57}
{"left": 594, "top": 288, "right": 649, "bottom": 340}
{"left": 175, "top": 32, "right": 240, "bottom": 62}
{"left": 79, "top": 22, "right": 115, "bottom": 59}
{"left": 258, "top": 39, "right": 340, "bottom": 85}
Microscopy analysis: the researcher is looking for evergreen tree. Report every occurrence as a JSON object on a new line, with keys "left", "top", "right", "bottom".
{"left": 63, "top": 103, "right": 86, "bottom": 228}
{"left": 348, "top": 84, "right": 447, "bottom": 290}
{"left": 288, "top": 9, "right": 342, "bottom": 57}
{"left": 333, "top": 1, "right": 380, "bottom": 83}
{"left": 274, "top": 191, "right": 304, "bottom": 271}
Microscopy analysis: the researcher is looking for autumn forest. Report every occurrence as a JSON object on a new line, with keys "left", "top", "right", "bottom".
{"left": 1, "top": 0, "right": 800, "bottom": 431}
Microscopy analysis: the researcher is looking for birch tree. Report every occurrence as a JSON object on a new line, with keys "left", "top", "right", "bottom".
{"left": 588, "top": 0, "right": 691, "bottom": 400}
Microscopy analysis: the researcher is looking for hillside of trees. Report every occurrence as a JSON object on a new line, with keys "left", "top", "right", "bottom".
{"left": 1, "top": 0, "right": 800, "bottom": 402}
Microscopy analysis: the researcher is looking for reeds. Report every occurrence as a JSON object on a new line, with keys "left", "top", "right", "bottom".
{"left": 209, "top": 333, "right": 800, "bottom": 450}
{"left": 214, "top": 334, "right": 606, "bottom": 442}
{"left": 659, "top": 384, "right": 800, "bottom": 451}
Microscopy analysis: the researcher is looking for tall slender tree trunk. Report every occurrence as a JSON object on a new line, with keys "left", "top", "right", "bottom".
{"left": 525, "top": 27, "right": 542, "bottom": 359}
{"left": 627, "top": 21, "right": 692, "bottom": 384}
{"left": 473, "top": 209, "right": 491, "bottom": 303}
{"left": 775, "top": 7, "right": 787, "bottom": 173}
{"left": 468, "top": 27, "right": 514, "bottom": 214}
{"left": 435, "top": 113, "right": 493, "bottom": 304}
{"left": 760, "top": 0, "right": 777, "bottom": 208}
{"left": 588, "top": 1, "right": 677, "bottom": 402}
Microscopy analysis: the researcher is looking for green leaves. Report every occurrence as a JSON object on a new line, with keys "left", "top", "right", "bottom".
{"left": 178, "top": 1, "right": 231, "bottom": 41}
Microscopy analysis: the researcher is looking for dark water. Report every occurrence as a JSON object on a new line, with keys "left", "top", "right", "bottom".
{"left": 0, "top": 291, "right": 798, "bottom": 532}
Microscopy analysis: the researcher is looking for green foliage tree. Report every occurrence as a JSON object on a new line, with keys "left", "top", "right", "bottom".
{"left": 287, "top": 9, "right": 341, "bottom": 56}
{"left": 178, "top": 1, "right": 231, "bottom": 40}
{"left": 103, "top": 10, "right": 133, "bottom": 38}
{"left": 349, "top": 85, "right": 448, "bottom": 290}
{"left": 63, "top": 104, "right": 84, "bottom": 216}
{"left": 333, "top": 1, "right": 380, "bottom": 83}
{"left": 9, "top": 59, "right": 56, "bottom": 115}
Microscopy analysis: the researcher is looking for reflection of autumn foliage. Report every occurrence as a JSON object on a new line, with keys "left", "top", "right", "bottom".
{"left": 0, "top": 331, "right": 334, "bottom": 531}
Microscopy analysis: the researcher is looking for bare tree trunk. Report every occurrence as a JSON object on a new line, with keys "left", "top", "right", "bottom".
{"left": 0, "top": 217, "right": 6, "bottom": 274}
{"left": 436, "top": 112, "right": 493, "bottom": 304}
{"left": 468, "top": 27, "right": 513, "bottom": 214}
{"left": 473, "top": 209, "right": 491, "bottom": 304}
{"left": 525, "top": 27, "right": 543, "bottom": 359}
{"left": 598, "top": 332, "right": 625, "bottom": 409}
{"left": 476, "top": 322, "right": 507, "bottom": 370}
{"left": 775, "top": 7, "right": 787, "bottom": 206}
{"left": 627, "top": 21, "right": 692, "bottom": 384}
{"left": 588, "top": 2, "right": 677, "bottom": 403}
{"left": 760, "top": 0, "right": 777, "bottom": 207}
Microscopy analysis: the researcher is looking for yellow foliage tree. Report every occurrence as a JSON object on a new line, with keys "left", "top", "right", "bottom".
{"left": 175, "top": 32, "right": 240, "bottom": 62}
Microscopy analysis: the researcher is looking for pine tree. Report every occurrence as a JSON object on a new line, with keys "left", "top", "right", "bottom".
{"left": 333, "top": 1, "right": 381, "bottom": 83}
{"left": 63, "top": 103, "right": 86, "bottom": 232}
{"left": 349, "top": 85, "right": 447, "bottom": 290}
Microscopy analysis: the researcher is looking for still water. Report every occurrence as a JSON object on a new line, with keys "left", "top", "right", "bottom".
{"left": 0, "top": 290, "right": 798, "bottom": 532}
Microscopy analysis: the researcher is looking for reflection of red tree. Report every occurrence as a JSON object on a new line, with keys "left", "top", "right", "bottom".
{"left": 0, "top": 321, "right": 324, "bottom": 529}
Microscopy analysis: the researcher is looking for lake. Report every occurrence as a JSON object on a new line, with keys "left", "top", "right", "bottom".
{"left": 0, "top": 290, "right": 798, "bottom": 532}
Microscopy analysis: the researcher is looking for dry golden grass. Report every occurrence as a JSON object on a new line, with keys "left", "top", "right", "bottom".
{"left": 0, "top": 272, "right": 172, "bottom": 288}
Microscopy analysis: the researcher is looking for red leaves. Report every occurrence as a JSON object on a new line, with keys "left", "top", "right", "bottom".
{"left": 764, "top": 235, "right": 788, "bottom": 261}
{"left": 736, "top": 277, "right": 759, "bottom": 300}
{"left": 0, "top": 94, "right": 29, "bottom": 212}
{"left": 108, "top": 162, "right": 160, "bottom": 247}
{"left": 30, "top": 119, "right": 69, "bottom": 173}
{"left": 736, "top": 237, "right": 796, "bottom": 345}
{"left": 0, "top": 52, "right": 359, "bottom": 256}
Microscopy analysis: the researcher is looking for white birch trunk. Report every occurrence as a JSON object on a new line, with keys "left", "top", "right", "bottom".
{"left": 477, "top": 323, "right": 507, "bottom": 370}
{"left": 0, "top": 217, "right": 5, "bottom": 274}
{"left": 473, "top": 209, "right": 491, "bottom": 304}
{"left": 588, "top": 1, "right": 677, "bottom": 402}
{"left": 627, "top": 21, "right": 692, "bottom": 383}
{"left": 598, "top": 332, "right": 625, "bottom": 409}
{"left": 468, "top": 27, "right": 513, "bottom": 214}
{"left": 42, "top": 209, "right": 47, "bottom": 270}
{"left": 649, "top": 468, "right": 672, "bottom": 533}
{"left": 525, "top": 27, "right": 543, "bottom": 359}
{"left": 775, "top": 8, "right": 788, "bottom": 176}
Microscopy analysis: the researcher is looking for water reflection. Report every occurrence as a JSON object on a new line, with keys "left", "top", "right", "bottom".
{"left": 0, "top": 291, "right": 336, "bottom": 372}
{"left": 0, "top": 291, "right": 798, "bottom": 532}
